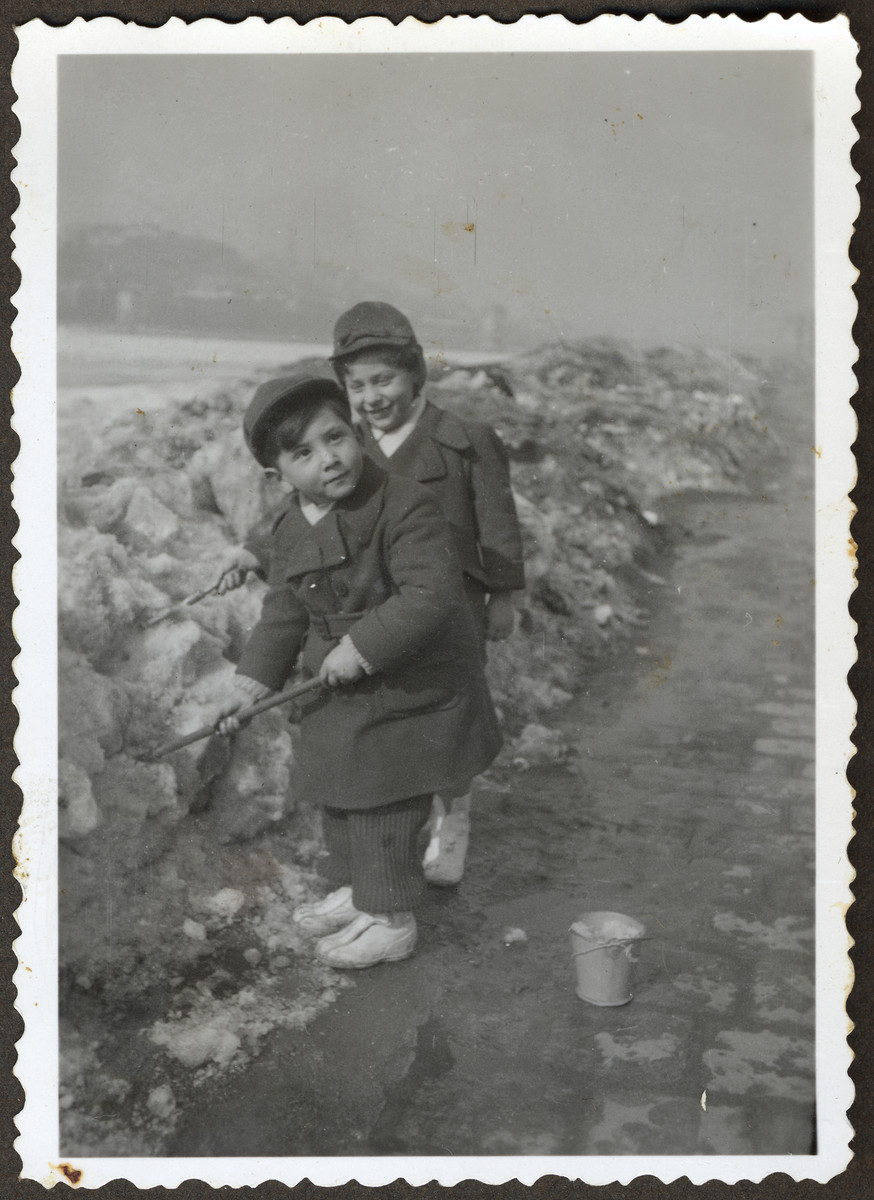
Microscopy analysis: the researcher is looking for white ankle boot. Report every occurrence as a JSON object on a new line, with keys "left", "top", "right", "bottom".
{"left": 423, "top": 794, "right": 471, "bottom": 886}
{"left": 315, "top": 911, "right": 417, "bottom": 969}
{"left": 292, "top": 886, "right": 360, "bottom": 936}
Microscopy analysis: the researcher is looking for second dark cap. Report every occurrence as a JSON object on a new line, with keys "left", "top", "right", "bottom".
{"left": 331, "top": 301, "right": 420, "bottom": 362}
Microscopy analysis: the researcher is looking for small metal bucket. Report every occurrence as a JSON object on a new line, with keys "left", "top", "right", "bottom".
{"left": 569, "top": 911, "right": 647, "bottom": 1007}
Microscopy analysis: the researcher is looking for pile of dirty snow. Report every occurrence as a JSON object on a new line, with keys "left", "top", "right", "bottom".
{"left": 60, "top": 853, "right": 351, "bottom": 1155}
{"left": 424, "top": 337, "right": 771, "bottom": 749}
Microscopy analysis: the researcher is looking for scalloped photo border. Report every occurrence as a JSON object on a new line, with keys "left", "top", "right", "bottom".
{"left": 10, "top": 12, "right": 858, "bottom": 1189}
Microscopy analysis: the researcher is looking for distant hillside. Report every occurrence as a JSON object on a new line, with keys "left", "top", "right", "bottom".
{"left": 58, "top": 224, "right": 296, "bottom": 339}
{"left": 58, "top": 223, "right": 517, "bottom": 349}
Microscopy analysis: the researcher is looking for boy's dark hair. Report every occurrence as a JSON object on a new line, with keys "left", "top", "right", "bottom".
{"left": 333, "top": 343, "right": 427, "bottom": 394}
{"left": 261, "top": 393, "right": 353, "bottom": 468}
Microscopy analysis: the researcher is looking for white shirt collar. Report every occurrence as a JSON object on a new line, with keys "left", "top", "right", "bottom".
{"left": 298, "top": 497, "right": 335, "bottom": 526}
{"left": 370, "top": 393, "right": 427, "bottom": 457}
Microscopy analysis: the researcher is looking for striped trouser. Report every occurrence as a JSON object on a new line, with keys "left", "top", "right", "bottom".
{"left": 319, "top": 794, "right": 433, "bottom": 914}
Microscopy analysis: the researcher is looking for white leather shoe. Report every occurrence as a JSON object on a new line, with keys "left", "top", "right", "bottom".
{"left": 293, "top": 886, "right": 359, "bottom": 936}
{"left": 315, "top": 912, "right": 417, "bottom": 969}
{"left": 423, "top": 803, "right": 471, "bottom": 886}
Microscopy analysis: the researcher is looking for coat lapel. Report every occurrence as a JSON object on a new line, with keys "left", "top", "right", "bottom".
{"left": 392, "top": 421, "right": 447, "bottom": 482}
{"left": 359, "top": 402, "right": 471, "bottom": 484}
{"left": 426, "top": 404, "right": 472, "bottom": 453}
{"left": 390, "top": 404, "right": 470, "bottom": 482}
{"left": 280, "top": 457, "right": 388, "bottom": 579}
{"left": 336, "top": 455, "right": 387, "bottom": 546}
{"left": 279, "top": 508, "right": 348, "bottom": 579}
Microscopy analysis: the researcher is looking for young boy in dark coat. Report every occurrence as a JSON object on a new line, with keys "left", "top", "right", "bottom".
{"left": 329, "top": 302, "right": 525, "bottom": 885}
{"left": 215, "top": 367, "right": 501, "bottom": 969}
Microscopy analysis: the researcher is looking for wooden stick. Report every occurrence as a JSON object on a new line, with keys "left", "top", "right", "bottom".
{"left": 146, "top": 676, "right": 324, "bottom": 760}
{"left": 143, "top": 566, "right": 259, "bottom": 629}
{"left": 142, "top": 582, "right": 221, "bottom": 628}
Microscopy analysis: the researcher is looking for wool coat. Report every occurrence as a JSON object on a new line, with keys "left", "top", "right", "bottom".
{"left": 235, "top": 456, "right": 502, "bottom": 811}
{"left": 359, "top": 401, "right": 525, "bottom": 597}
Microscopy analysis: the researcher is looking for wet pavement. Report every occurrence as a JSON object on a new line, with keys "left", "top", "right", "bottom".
{"left": 168, "top": 439, "right": 817, "bottom": 1159}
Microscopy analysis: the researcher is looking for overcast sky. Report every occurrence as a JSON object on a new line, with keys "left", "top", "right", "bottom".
{"left": 59, "top": 51, "right": 812, "bottom": 356}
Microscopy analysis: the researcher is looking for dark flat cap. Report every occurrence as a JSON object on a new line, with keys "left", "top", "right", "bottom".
{"left": 244, "top": 366, "right": 348, "bottom": 465}
{"left": 331, "top": 301, "right": 420, "bottom": 362}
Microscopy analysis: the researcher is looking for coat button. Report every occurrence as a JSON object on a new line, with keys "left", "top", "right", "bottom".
{"left": 334, "top": 581, "right": 349, "bottom": 597}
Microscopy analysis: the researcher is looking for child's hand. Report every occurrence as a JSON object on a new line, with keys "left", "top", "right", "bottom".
{"left": 319, "top": 638, "right": 367, "bottom": 687}
{"left": 216, "top": 547, "right": 261, "bottom": 594}
{"left": 485, "top": 592, "right": 517, "bottom": 642}
{"left": 214, "top": 677, "right": 274, "bottom": 734}
{"left": 215, "top": 696, "right": 245, "bottom": 736}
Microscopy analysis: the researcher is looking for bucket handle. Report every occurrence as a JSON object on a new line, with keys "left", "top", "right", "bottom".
{"left": 571, "top": 936, "right": 651, "bottom": 958}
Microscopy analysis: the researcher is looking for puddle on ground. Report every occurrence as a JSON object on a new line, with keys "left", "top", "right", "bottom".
{"left": 713, "top": 912, "right": 814, "bottom": 953}
{"left": 753, "top": 973, "right": 815, "bottom": 1026}
{"left": 673, "top": 971, "right": 737, "bottom": 1013}
{"left": 703, "top": 1029, "right": 814, "bottom": 1100}
{"left": 594, "top": 1031, "right": 681, "bottom": 1065}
